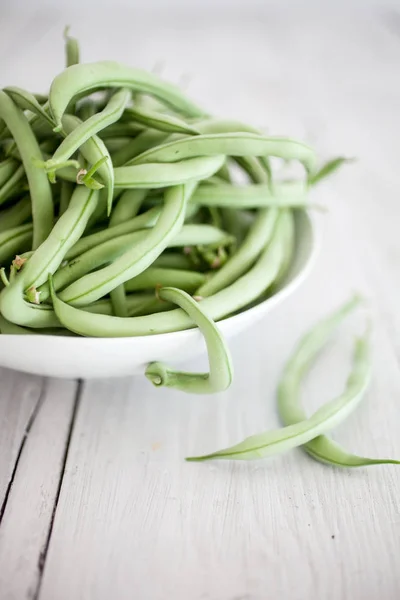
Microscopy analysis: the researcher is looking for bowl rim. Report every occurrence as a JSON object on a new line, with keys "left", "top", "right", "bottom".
{"left": 0, "top": 210, "right": 319, "bottom": 345}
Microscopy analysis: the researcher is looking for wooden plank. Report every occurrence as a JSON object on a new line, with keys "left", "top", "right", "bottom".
{"left": 0, "top": 370, "right": 44, "bottom": 511}
{"left": 0, "top": 378, "right": 78, "bottom": 600}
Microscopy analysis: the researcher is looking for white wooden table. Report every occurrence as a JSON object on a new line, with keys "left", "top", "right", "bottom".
{"left": 0, "top": 6, "right": 399, "bottom": 600}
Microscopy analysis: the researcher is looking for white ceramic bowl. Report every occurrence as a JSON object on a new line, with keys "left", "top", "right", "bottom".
{"left": 0, "top": 211, "right": 317, "bottom": 379}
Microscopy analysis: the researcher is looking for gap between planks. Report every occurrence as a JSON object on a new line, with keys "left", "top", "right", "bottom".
{"left": 0, "top": 376, "right": 83, "bottom": 600}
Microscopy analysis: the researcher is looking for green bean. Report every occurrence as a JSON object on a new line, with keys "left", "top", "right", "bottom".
{"left": 0, "top": 158, "right": 19, "bottom": 187}
{"left": 64, "top": 26, "right": 80, "bottom": 68}
{"left": 125, "top": 267, "right": 206, "bottom": 293}
{"left": 108, "top": 188, "right": 149, "bottom": 315}
{"left": 45, "top": 88, "right": 130, "bottom": 177}
{"left": 235, "top": 156, "right": 271, "bottom": 185}
{"left": 39, "top": 231, "right": 144, "bottom": 300}
{"left": 98, "top": 121, "right": 144, "bottom": 138}
{"left": 33, "top": 93, "right": 48, "bottom": 104}
{"left": 215, "top": 161, "right": 231, "bottom": 182}
{"left": 78, "top": 293, "right": 172, "bottom": 317}
{"left": 270, "top": 210, "right": 295, "bottom": 291}
{"left": 114, "top": 155, "right": 225, "bottom": 189}
{"left": 196, "top": 208, "right": 278, "bottom": 297}
{"left": 0, "top": 314, "right": 73, "bottom": 335}
{"left": 21, "top": 186, "right": 99, "bottom": 289}
{"left": 125, "top": 106, "right": 199, "bottom": 135}
{"left": 220, "top": 208, "right": 253, "bottom": 248}
{"left": 109, "top": 189, "right": 148, "bottom": 227}
{"left": 0, "top": 223, "right": 33, "bottom": 265}
{"left": 127, "top": 296, "right": 173, "bottom": 317}
{"left": 105, "top": 137, "right": 132, "bottom": 154}
{"left": 145, "top": 287, "right": 233, "bottom": 394}
{"left": 0, "top": 314, "right": 37, "bottom": 335}
{"left": 59, "top": 181, "right": 74, "bottom": 217}
{"left": 47, "top": 210, "right": 287, "bottom": 336}
{"left": 4, "top": 87, "right": 54, "bottom": 127}
{"left": 110, "top": 282, "right": 128, "bottom": 317}
{"left": 77, "top": 100, "right": 98, "bottom": 121}
{"left": 130, "top": 132, "right": 315, "bottom": 175}
{"left": 0, "top": 91, "right": 54, "bottom": 248}
{"left": 310, "top": 157, "right": 353, "bottom": 186}
{"left": 111, "top": 129, "right": 169, "bottom": 167}
{"left": 61, "top": 114, "right": 114, "bottom": 213}
{"left": 67, "top": 206, "right": 160, "bottom": 258}
{"left": 59, "top": 183, "right": 191, "bottom": 305}
{"left": 277, "top": 297, "right": 400, "bottom": 467}
{"left": 5, "top": 116, "right": 56, "bottom": 155}
{"left": 0, "top": 277, "right": 60, "bottom": 327}
{"left": 187, "top": 327, "right": 371, "bottom": 460}
{"left": 0, "top": 187, "right": 99, "bottom": 328}
{"left": 0, "top": 196, "right": 31, "bottom": 232}
{"left": 153, "top": 252, "right": 192, "bottom": 270}
{"left": 49, "top": 61, "right": 205, "bottom": 131}
{"left": 191, "top": 181, "right": 307, "bottom": 208}
{"left": 0, "top": 164, "right": 26, "bottom": 206}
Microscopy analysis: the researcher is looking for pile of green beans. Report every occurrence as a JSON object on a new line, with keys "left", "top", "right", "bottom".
{"left": 0, "top": 30, "right": 355, "bottom": 402}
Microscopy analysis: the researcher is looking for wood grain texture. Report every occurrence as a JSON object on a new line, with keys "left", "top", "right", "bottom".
{"left": 0, "top": 370, "right": 44, "bottom": 512}
{"left": 0, "top": 5, "right": 400, "bottom": 600}
{"left": 0, "top": 379, "right": 78, "bottom": 600}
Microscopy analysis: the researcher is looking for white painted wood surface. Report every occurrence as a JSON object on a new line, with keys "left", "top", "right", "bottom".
{"left": 0, "top": 5, "right": 400, "bottom": 600}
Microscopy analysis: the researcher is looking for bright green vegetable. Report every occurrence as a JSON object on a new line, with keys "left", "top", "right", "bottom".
{"left": 187, "top": 326, "right": 371, "bottom": 461}
{"left": 145, "top": 287, "right": 233, "bottom": 394}
{"left": 49, "top": 61, "right": 205, "bottom": 131}
{"left": 64, "top": 26, "right": 80, "bottom": 68}
{"left": 277, "top": 297, "right": 400, "bottom": 467}
{"left": 0, "top": 91, "right": 54, "bottom": 248}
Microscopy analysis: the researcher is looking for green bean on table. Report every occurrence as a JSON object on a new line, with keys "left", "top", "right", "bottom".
{"left": 277, "top": 297, "right": 400, "bottom": 467}
{"left": 187, "top": 324, "right": 371, "bottom": 460}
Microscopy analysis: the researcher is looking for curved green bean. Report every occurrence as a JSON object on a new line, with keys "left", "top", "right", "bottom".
{"left": 49, "top": 61, "right": 205, "bottom": 130}
{"left": 64, "top": 26, "right": 80, "bottom": 67}
{"left": 0, "top": 91, "right": 53, "bottom": 248}
{"left": 111, "top": 129, "right": 169, "bottom": 167}
{"left": 125, "top": 106, "right": 199, "bottom": 135}
{"left": 0, "top": 196, "right": 31, "bottom": 232}
{"left": 59, "top": 183, "right": 190, "bottom": 305}
{"left": 45, "top": 88, "right": 130, "bottom": 176}
{"left": 60, "top": 114, "right": 114, "bottom": 214}
{"left": 191, "top": 181, "right": 307, "bottom": 208}
{"left": 0, "top": 158, "right": 19, "bottom": 188}
{"left": 0, "top": 314, "right": 37, "bottom": 335}
{"left": 4, "top": 87, "right": 54, "bottom": 127}
{"left": 125, "top": 267, "right": 206, "bottom": 293}
{"left": 145, "top": 287, "right": 233, "bottom": 394}
{"left": 0, "top": 223, "right": 33, "bottom": 264}
{"left": 196, "top": 208, "right": 278, "bottom": 297}
{"left": 310, "top": 157, "right": 353, "bottom": 186}
{"left": 152, "top": 252, "right": 192, "bottom": 270}
{"left": 0, "top": 186, "right": 102, "bottom": 328}
{"left": 114, "top": 155, "right": 225, "bottom": 189}
{"left": 109, "top": 189, "right": 148, "bottom": 227}
{"left": 278, "top": 297, "right": 400, "bottom": 467}
{"left": 0, "top": 164, "right": 26, "bottom": 206}
{"left": 66, "top": 206, "right": 160, "bottom": 259}
{"left": 19, "top": 186, "right": 99, "bottom": 290}
{"left": 187, "top": 328, "right": 371, "bottom": 461}
{"left": 130, "top": 132, "right": 316, "bottom": 175}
